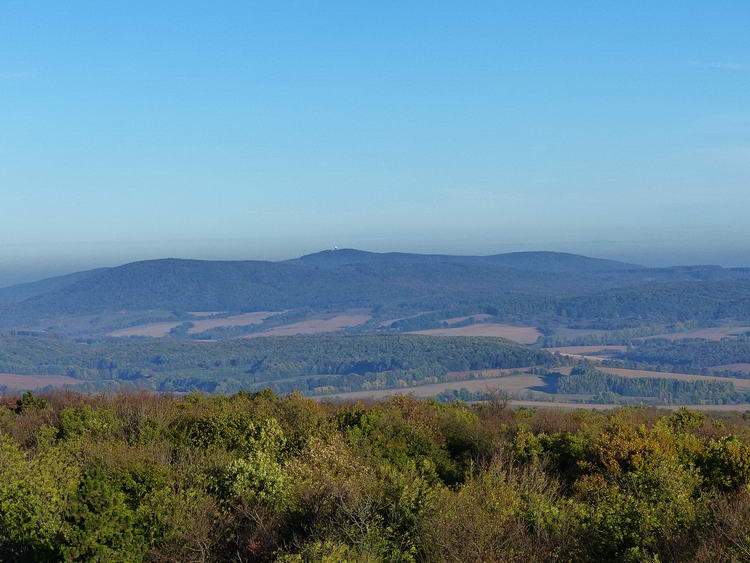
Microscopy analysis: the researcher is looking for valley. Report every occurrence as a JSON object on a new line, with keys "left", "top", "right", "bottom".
{"left": 2, "top": 248, "right": 750, "bottom": 409}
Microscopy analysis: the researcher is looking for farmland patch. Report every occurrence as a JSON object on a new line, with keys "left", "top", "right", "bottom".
{"left": 410, "top": 323, "right": 541, "bottom": 344}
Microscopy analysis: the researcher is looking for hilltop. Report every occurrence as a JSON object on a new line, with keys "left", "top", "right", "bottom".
{"left": 1, "top": 249, "right": 749, "bottom": 337}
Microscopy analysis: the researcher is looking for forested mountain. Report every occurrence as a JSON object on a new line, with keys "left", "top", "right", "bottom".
{"left": 0, "top": 267, "right": 107, "bottom": 304}
{"left": 2, "top": 249, "right": 750, "bottom": 333}
{"left": 295, "top": 248, "right": 639, "bottom": 272}
{"left": 556, "top": 281, "right": 750, "bottom": 325}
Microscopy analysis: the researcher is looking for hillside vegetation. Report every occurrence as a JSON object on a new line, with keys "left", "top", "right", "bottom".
{"left": 623, "top": 338, "right": 750, "bottom": 369}
{"left": 3, "top": 250, "right": 750, "bottom": 335}
{"left": 3, "top": 391, "right": 750, "bottom": 561}
{"left": 0, "top": 332, "right": 556, "bottom": 395}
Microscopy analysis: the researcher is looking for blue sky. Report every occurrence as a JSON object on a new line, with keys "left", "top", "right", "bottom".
{"left": 1, "top": 1, "right": 749, "bottom": 284}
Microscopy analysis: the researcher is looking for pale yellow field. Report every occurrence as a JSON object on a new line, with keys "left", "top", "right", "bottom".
{"left": 186, "top": 311, "right": 283, "bottom": 333}
{"left": 108, "top": 311, "right": 284, "bottom": 337}
{"left": 442, "top": 313, "right": 493, "bottom": 325}
{"left": 245, "top": 314, "right": 372, "bottom": 338}
{"left": 410, "top": 323, "right": 540, "bottom": 344}
{"left": 185, "top": 311, "right": 225, "bottom": 317}
{"left": 108, "top": 321, "right": 184, "bottom": 337}
{"left": 546, "top": 346, "right": 627, "bottom": 355}
{"left": 0, "top": 373, "right": 80, "bottom": 390}
{"left": 320, "top": 366, "right": 750, "bottom": 411}
{"left": 320, "top": 373, "right": 546, "bottom": 401}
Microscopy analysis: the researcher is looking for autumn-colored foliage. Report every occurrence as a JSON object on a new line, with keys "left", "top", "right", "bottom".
{"left": 2, "top": 392, "right": 750, "bottom": 561}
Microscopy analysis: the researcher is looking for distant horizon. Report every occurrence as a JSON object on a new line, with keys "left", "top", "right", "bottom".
{"left": 3, "top": 242, "right": 750, "bottom": 289}
{"left": 2, "top": 2, "right": 749, "bottom": 288}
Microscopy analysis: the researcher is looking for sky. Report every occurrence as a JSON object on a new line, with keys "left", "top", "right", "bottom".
{"left": 1, "top": 1, "right": 749, "bottom": 285}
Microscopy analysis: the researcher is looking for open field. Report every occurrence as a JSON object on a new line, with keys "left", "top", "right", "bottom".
{"left": 185, "top": 311, "right": 225, "bottom": 317}
{"left": 108, "top": 321, "right": 184, "bottom": 337}
{"left": 599, "top": 367, "right": 750, "bottom": 390}
{"left": 245, "top": 314, "right": 372, "bottom": 337}
{"left": 551, "top": 327, "right": 612, "bottom": 339}
{"left": 0, "top": 373, "right": 80, "bottom": 390}
{"left": 546, "top": 345, "right": 627, "bottom": 357}
{"left": 442, "top": 313, "right": 493, "bottom": 324}
{"left": 410, "top": 323, "right": 541, "bottom": 344}
{"left": 506, "top": 401, "right": 750, "bottom": 411}
{"left": 636, "top": 326, "right": 750, "bottom": 341}
{"left": 108, "top": 311, "right": 284, "bottom": 337}
{"left": 320, "top": 366, "right": 750, "bottom": 409}
{"left": 320, "top": 390, "right": 750, "bottom": 411}
{"left": 319, "top": 373, "right": 550, "bottom": 401}
{"left": 186, "top": 311, "right": 282, "bottom": 333}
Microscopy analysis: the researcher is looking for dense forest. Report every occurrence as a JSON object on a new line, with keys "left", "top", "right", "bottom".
{"left": 3, "top": 251, "right": 750, "bottom": 336}
{"left": 0, "top": 332, "right": 557, "bottom": 394}
{"left": 623, "top": 338, "right": 750, "bottom": 370}
{"left": 3, "top": 391, "right": 750, "bottom": 561}
{"left": 557, "top": 366, "right": 745, "bottom": 404}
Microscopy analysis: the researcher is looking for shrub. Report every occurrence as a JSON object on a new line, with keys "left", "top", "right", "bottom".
{"left": 58, "top": 406, "right": 122, "bottom": 440}
{"left": 15, "top": 392, "right": 49, "bottom": 414}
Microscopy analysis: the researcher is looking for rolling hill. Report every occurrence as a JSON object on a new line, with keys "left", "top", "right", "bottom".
{"left": 1, "top": 249, "right": 750, "bottom": 335}
{"left": 295, "top": 248, "right": 639, "bottom": 272}
{"left": 0, "top": 268, "right": 108, "bottom": 304}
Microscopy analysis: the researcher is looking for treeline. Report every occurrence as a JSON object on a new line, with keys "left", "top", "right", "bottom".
{"left": 623, "top": 338, "right": 750, "bottom": 370}
{"left": 435, "top": 388, "right": 501, "bottom": 403}
{"left": 0, "top": 332, "right": 557, "bottom": 394}
{"left": 538, "top": 321, "right": 701, "bottom": 347}
{"left": 557, "top": 366, "right": 744, "bottom": 404}
{"left": 4, "top": 391, "right": 750, "bottom": 561}
{"left": 555, "top": 281, "right": 750, "bottom": 325}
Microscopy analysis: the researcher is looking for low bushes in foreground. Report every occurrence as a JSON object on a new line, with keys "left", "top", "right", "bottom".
{"left": 2, "top": 390, "right": 750, "bottom": 561}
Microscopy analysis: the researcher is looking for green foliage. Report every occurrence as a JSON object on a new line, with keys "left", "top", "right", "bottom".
{"left": 0, "top": 435, "right": 79, "bottom": 561}
{"left": 0, "top": 331, "right": 556, "bottom": 394}
{"left": 665, "top": 407, "right": 707, "bottom": 433}
{"left": 14, "top": 391, "right": 49, "bottom": 413}
{"left": 223, "top": 451, "right": 290, "bottom": 509}
{"left": 700, "top": 435, "right": 750, "bottom": 491}
{"left": 58, "top": 406, "right": 122, "bottom": 440}
{"left": 558, "top": 366, "right": 744, "bottom": 404}
{"left": 60, "top": 466, "right": 146, "bottom": 562}
{"left": 172, "top": 405, "right": 286, "bottom": 456}
{"left": 3, "top": 391, "right": 750, "bottom": 561}
{"left": 624, "top": 337, "right": 750, "bottom": 370}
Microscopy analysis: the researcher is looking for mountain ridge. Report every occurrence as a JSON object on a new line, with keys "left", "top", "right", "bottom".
{"left": 294, "top": 248, "right": 641, "bottom": 272}
{"left": 2, "top": 249, "right": 749, "bottom": 335}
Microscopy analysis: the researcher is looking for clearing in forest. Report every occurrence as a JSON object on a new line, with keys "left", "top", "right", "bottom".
{"left": 0, "top": 373, "right": 80, "bottom": 390}
{"left": 410, "top": 323, "right": 541, "bottom": 344}
{"left": 108, "top": 311, "right": 284, "bottom": 337}
{"left": 245, "top": 314, "right": 372, "bottom": 337}
{"left": 546, "top": 345, "right": 627, "bottom": 355}
{"left": 319, "top": 372, "right": 547, "bottom": 401}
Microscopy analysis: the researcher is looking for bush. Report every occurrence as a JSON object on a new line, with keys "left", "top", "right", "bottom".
{"left": 58, "top": 406, "right": 122, "bottom": 440}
